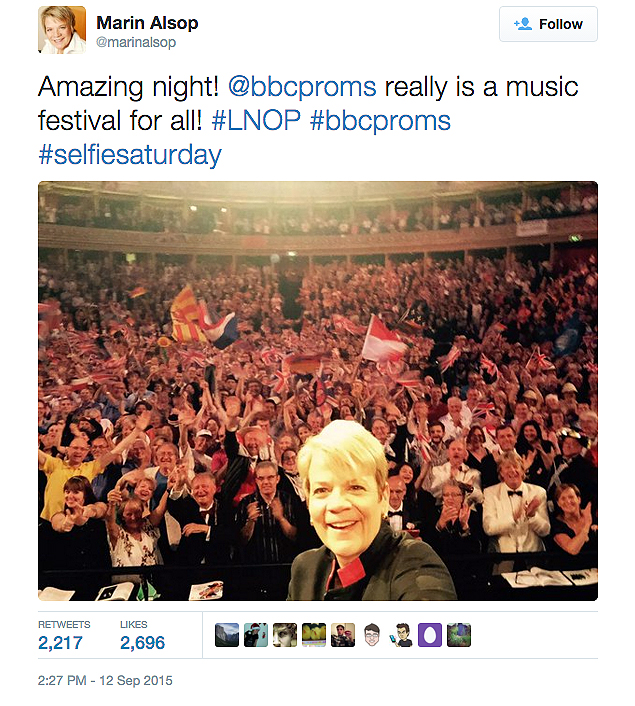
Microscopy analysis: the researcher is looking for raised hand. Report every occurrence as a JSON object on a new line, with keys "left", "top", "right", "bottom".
{"left": 525, "top": 496, "right": 542, "bottom": 518}
{"left": 246, "top": 501, "right": 261, "bottom": 522}
{"left": 270, "top": 497, "right": 284, "bottom": 521}
{"left": 458, "top": 503, "right": 471, "bottom": 530}
{"left": 107, "top": 488, "right": 123, "bottom": 505}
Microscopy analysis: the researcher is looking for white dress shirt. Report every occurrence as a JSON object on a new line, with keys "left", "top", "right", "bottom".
{"left": 426, "top": 462, "right": 483, "bottom": 505}
{"left": 42, "top": 31, "right": 87, "bottom": 54}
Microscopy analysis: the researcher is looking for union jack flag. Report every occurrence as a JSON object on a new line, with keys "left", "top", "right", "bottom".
{"left": 439, "top": 345, "right": 461, "bottom": 373}
{"left": 526, "top": 348, "right": 554, "bottom": 371}
{"left": 407, "top": 434, "right": 433, "bottom": 463}
{"left": 480, "top": 353, "right": 499, "bottom": 379}
{"left": 472, "top": 401, "right": 496, "bottom": 420}
{"left": 272, "top": 370, "right": 290, "bottom": 395}
{"left": 179, "top": 348, "right": 210, "bottom": 368}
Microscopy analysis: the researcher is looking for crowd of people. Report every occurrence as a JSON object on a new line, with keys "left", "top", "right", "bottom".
{"left": 39, "top": 199, "right": 217, "bottom": 235}
{"left": 39, "top": 184, "right": 597, "bottom": 238}
{"left": 38, "top": 246, "right": 598, "bottom": 599}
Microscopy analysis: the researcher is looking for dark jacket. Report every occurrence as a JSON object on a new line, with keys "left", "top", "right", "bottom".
{"left": 287, "top": 522, "right": 456, "bottom": 601}
{"left": 167, "top": 495, "right": 230, "bottom": 566}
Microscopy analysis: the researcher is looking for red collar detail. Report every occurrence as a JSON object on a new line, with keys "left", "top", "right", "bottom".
{"left": 337, "top": 558, "right": 366, "bottom": 587}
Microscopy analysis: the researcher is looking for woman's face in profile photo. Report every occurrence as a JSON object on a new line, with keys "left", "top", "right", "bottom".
{"left": 44, "top": 16, "right": 73, "bottom": 53}
{"left": 307, "top": 449, "right": 387, "bottom": 567}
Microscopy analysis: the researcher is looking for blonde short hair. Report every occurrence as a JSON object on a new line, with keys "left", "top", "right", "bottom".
{"left": 496, "top": 450, "right": 525, "bottom": 480}
{"left": 41, "top": 6, "right": 76, "bottom": 32}
{"left": 296, "top": 420, "right": 388, "bottom": 498}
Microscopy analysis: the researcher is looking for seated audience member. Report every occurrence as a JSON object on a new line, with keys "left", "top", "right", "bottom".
{"left": 578, "top": 411, "right": 598, "bottom": 467}
{"left": 465, "top": 425, "right": 497, "bottom": 487}
{"left": 425, "top": 420, "right": 449, "bottom": 468}
{"left": 483, "top": 452, "right": 550, "bottom": 553}
{"left": 277, "top": 448, "right": 318, "bottom": 552}
{"left": 386, "top": 476, "right": 421, "bottom": 532}
{"left": 487, "top": 424, "right": 518, "bottom": 487}
{"left": 548, "top": 429, "right": 597, "bottom": 513}
{"left": 394, "top": 462, "right": 435, "bottom": 520}
{"left": 89, "top": 435, "right": 124, "bottom": 502}
{"left": 440, "top": 397, "right": 472, "bottom": 440}
{"left": 429, "top": 479, "right": 482, "bottom": 556}
{"left": 190, "top": 428, "right": 223, "bottom": 475}
{"left": 515, "top": 420, "right": 555, "bottom": 489}
{"left": 50, "top": 476, "right": 110, "bottom": 569}
{"left": 425, "top": 438, "right": 483, "bottom": 506}
{"left": 220, "top": 424, "right": 269, "bottom": 521}
{"left": 106, "top": 484, "right": 169, "bottom": 569}
{"left": 511, "top": 400, "right": 533, "bottom": 433}
{"left": 370, "top": 415, "right": 407, "bottom": 467}
{"left": 166, "top": 472, "right": 230, "bottom": 565}
{"left": 278, "top": 448, "right": 304, "bottom": 500}
{"left": 561, "top": 382, "right": 580, "bottom": 426}
{"left": 427, "top": 386, "right": 448, "bottom": 424}
{"left": 550, "top": 483, "right": 598, "bottom": 565}
{"left": 38, "top": 415, "right": 149, "bottom": 522}
{"left": 236, "top": 461, "right": 298, "bottom": 563}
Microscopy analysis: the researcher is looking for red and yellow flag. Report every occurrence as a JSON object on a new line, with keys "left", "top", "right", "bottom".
{"left": 170, "top": 286, "right": 207, "bottom": 343}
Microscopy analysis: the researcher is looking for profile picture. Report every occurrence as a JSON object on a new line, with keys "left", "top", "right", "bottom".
{"left": 364, "top": 623, "right": 380, "bottom": 647}
{"left": 39, "top": 6, "right": 86, "bottom": 54}
{"left": 447, "top": 623, "right": 471, "bottom": 647}
{"left": 391, "top": 623, "right": 412, "bottom": 647}
{"left": 272, "top": 623, "right": 297, "bottom": 647}
{"left": 418, "top": 622, "right": 443, "bottom": 647}
{"left": 215, "top": 623, "right": 239, "bottom": 647}
{"left": 331, "top": 623, "right": 355, "bottom": 646}
{"left": 302, "top": 623, "right": 326, "bottom": 646}
{"left": 243, "top": 622, "right": 268, "bottom": 647}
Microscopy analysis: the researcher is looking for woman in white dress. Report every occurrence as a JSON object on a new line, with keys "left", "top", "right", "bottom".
{"left": 106, "top": 497, "right": 163, "bottom": 569}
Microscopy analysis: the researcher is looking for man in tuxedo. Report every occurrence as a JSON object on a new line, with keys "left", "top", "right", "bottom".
{"left": 167, "top": 472, "right": 230, "bottom": 565}
{"left": 483, "top": 452, "right": 550, "bottom": 552}
{"left": 386, "top": 476, "right": 420, "bottom": 532}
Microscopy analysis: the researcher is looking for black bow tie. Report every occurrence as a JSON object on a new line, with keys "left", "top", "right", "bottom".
{"left": 507, "top": 490, "right": 523, "bottom": 497}
{"left": 388, "top": 510, "right": 403, "bottom": 517}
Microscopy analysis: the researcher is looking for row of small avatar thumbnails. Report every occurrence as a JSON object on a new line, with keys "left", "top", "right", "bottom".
{"left": 214, "top": 622, "right": 471, "bottom": 648}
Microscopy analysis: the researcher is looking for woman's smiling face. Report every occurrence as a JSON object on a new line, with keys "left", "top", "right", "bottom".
{"left": 307, "top": 449, "right": 387, "bottom": 568}
{"left": 44, "top": 16, "right": 73, "bottom": 52}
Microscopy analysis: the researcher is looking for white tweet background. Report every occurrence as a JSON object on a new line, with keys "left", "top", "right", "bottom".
{"left": 4, "top": 0, "right": 630, "bottom": 702}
